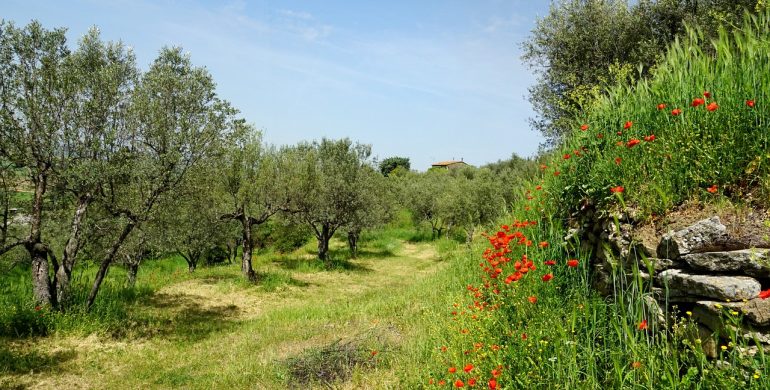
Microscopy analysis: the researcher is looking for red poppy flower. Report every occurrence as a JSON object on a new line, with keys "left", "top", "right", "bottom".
{"left": 567, "top": 259, "right": 579, "bottom": 267}
{"left": 747, "top": 99, "right": 755, "bottom": 108}
{"left": 614, "top": 157, "right": 622, "bottom": 166}
{"left": 520, "top": 333, "right": 527, "bottom": 340}
{"left": 535, "top": 185, "right": 542, "bottom": 190}
{"left": 468, "top": 378, "right": 477, "bottom": 386}
{"left": 631, "top": 361, "right": 642, "bottom": 369}
{"left": 488, "top": 379, "right": 498, "bottom": 389}
{"left": 528, "top": 296, "right": 537, "bottom": 304}
{"left": 34, "top": 305, "right": 42, "bottom": 311}
{"left": 449, "top": 367, "right": 457, "bottom": 373}
{"left": 703, "top": 91, "right": 711, "bottom": 98}
{"left": 580, "top": 124, "right": 588, "bottom": 131}
{"left": 439, "top": 380, "right": 447, "bottom": 386}
{"left": 623, "top": 121, "right": 633, "bottom": 129}
{"left": 692, "top": 98, "right": 705, "bottom": 107}
{"left": 706, "top": 102, "right": 718, "bottom": 111}
{"left": 671, "top": 108, "right": 681, "bottom": 116}
{"left": 706, "top": 184, "right": 718, "bottom": 193}
{"left": 539, "top": 164, "right": 547, "bottom": 170}
{"left": 644, "top": 135, "right": 656, "bottom": 142}
{"left": 638, "top": 320, "right": 648, "bottom": 330}
{"left": 610, "top": 186, "right": 624, "bottom": 194}
{"left": 627, "top": 139, "right": 641, "bottom": 148}
{"left": 491, "top": 369, "right": 501, "bottom": 378}
{"left": 563, "top": 153, "right": 571, "bottom": 160}
{"left": 541, "top": 273, "right": 553, "bottom": 282}
{"left": 553, "top": 171, "right": 560, "bottom": 176}
{"left": 464, "top": 364, "right": 474, "bottom": 373}
{"left": 538, "top": 241, "right": 549, "bottom": 248}
{"left": 657, "top": 103, "right": 666, "bottom": 110}
{"left": 760, "top": 288, "right": 770, "bottom": 299}
{"left": 544, "top": 260, "right": 556, "bottom": 266}
{"left": 455, "top": 379, "right": 465, "bottom": 388}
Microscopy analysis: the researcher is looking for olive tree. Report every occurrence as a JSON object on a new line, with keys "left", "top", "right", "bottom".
{"left": 0, "top": 22, "right": 138, "bottom": 307}
{"left": 287, "top": 138, "right": 375, "bottom": 262}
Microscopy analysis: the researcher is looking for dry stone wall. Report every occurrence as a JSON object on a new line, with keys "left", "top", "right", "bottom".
{"left": 570, "top": 212, "right": 770, "bottom": 358}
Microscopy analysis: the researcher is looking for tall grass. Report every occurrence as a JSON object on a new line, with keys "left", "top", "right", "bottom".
{"left": 419, "top": 11, "right": 770, "bottom": 389}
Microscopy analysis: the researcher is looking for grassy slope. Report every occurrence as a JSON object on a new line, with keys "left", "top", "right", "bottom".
{"left": 0, "top": 229, "right": 472, "bottom": 389}
{"left": 418, "top": 12, "right": 770, "bottom": 390}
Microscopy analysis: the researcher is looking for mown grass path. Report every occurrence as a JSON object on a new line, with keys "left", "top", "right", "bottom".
{"left": 1, "top": 240, "right": 449, "bottom": 389}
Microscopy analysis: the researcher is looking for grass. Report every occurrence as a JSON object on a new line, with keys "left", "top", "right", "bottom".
{"left": 0, "top": 227, "right": 470, "bottom": 389}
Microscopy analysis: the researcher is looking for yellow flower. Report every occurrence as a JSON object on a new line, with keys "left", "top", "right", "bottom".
{"left": 730, "top": 311, "right": 739, "bottom": 316}
{"left": 721, "top": 345, "right": 728, "bottom": 351}
{"left": 715, "top": 303, "right": 723, "bottom": 309}
{"left": 686, "top": 311, "right": 692, "bottom": 316}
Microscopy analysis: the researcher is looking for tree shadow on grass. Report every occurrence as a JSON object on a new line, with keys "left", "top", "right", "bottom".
{"left": 111, "top": 293, "right": 240, "bottom": 342}
{"left": 0, "top": 344, "right": 77, "bottom": 375}
{"left": 274, "top": 256, "right": 372, "bottom": 273}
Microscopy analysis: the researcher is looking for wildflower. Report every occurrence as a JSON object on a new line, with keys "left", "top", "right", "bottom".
{"left": 624, "top": 121, "right": 633, "bottom": 129}
{"left": 657, "top": 103, "right": 666, "bottom": 110}
{"left": 539, "top": 164, "right": 547, "bottom": 170}
{"left": 759, "top": 288, "right": 770, "bottom": 299}
{"left": 610, "top": 186, "right": 624, "bottom": 194}
{"left": 488, "top": 378, "right": 498, "bottom": 389}
{"left": 491, "top": 369, "right": 501, "bottom": 378}
{"left": 580, "top": 124, "right": 589, "bottom": 131}
{"left": 521, "top": 333, "right": 527, "bottom": 340}
{"left": 468, "top": 378, "right": 477, "bottom": 386}
{"left": 721, "top": 345, "right": 728, "bottom": 351}
{"left": 692, "top": 98, "right": 705, "bottom": 107}
{"left": 706, "top": 102, "right": 718, "bottom": 111}
{"left": 631, "top": 361, "right": 643, "bottom": 369}
{"left": 439, "top": 380, "right": 447, "bottom": 386}
{"left": 567, "top": 259, "right": 579, "bottom": 267}
{"left": 441, "top": 346, "right": 448, "bottom": 352}
{"left": 671, "top": 108, "right": 682, "bottom": 116}
{"left": 464, "top": 364, "right": 474, "bottom": 373}
{"left": 528, "top": 296, "right": 538, "bottom": 304}
{"left": 542, "top": 273, "right": 553, "bottom": 282}
{"left": 371, "top": 350, "right": 378, "bottom": 357}
{"left": 627, "top": 139, "right": 641, "bottom": 148}
{"left": 703, "top": 91, "right": 711, "bottom": 98}
{"left": 563, "top": 153, "right": 571, "bottom": 160}
{"left": 614, "top": 157, "right": 621, "bottom": 165}
{"left": 544, "top": 260, "right": 556, "bottom": 266}
{"left": 644, "top": 135, "right": 656, "bottom": 142}
{"left": 535, "top": 185, "right": 542, "bottom": 190}
{"left": 707, "top": 184, "right": 718, "bottom": 194}
{"left": 449, "top": 367, "right": 457, "bottom": 374}
{"left": 638, "top": 320, "right": 648, "bottom": 330}
{"left": 747, "top": 99, "right": 755, "bottom": 108}
{"left": 553, "top": 171, "right": 560, "bottom": 176}
{"left": 34, "top": 305, "right": 41, "bottom": 311}
{"left": 539, "top": 241, "right": 549, "bottom": 248}
{"left": 597, "top": 133, "right": 604, "bottom": 139}
{"left": 686, "top": 311, "right": 692, "bottom": 316}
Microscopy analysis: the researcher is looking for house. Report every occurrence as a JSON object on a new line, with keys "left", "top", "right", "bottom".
{"left": 430, "top": 159, "right": 468, "bottom": 170}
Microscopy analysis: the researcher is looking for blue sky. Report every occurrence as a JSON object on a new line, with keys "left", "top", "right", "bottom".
{"left": 2, "top": 0, "right": 548, "bottom": 170}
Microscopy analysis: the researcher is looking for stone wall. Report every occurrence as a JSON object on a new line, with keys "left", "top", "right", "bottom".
{"left": 569, "top": 211, "right": 770, "bottom": 358}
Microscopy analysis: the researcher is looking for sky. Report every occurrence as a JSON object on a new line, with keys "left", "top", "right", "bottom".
{"left": 2, "top": 0, "right": 549, "bottom": 170}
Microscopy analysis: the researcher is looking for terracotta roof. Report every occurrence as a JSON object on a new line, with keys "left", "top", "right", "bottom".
{"left": 431, "top": 160, "right": 466, "bottom": 166}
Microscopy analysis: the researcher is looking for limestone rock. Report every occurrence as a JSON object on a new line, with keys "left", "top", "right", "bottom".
{"left": 683, "top": 249, "right": 770, "bottom": 278}
{"left": 639, "top": 257, "right": 681, "bottom": 273}
{"left": 657, "top": 269, "right": 760, "bottom": 300}
{"left": 657, "top": 217, "right": 728, "bottom": 259}
{"left": 740, "top": 298, "right": 770, "bottom": 326}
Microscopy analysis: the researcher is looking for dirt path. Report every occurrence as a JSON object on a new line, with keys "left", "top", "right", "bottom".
{"left": 1, "top": 241, "right": 443, "bottom": 389}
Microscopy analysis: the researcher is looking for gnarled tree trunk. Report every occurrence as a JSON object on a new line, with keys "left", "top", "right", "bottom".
{"left": 240, "top": 216, "right": 257, "bottom": 282}
{"left": 347, "top": 230, "right": 359, "bottom": 258}
{"left": 55, "top": 193, "right": 91, "bottom": 307}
